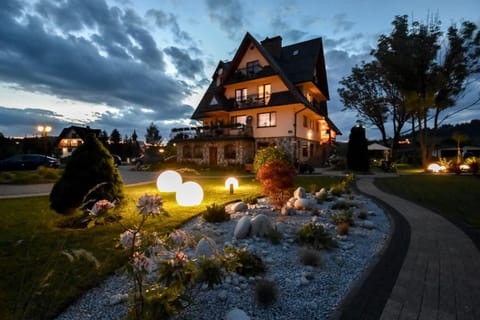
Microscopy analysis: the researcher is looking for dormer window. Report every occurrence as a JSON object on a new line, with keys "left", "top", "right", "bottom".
{"left": 246, "top": 60, "right": 261, "bottom": 77}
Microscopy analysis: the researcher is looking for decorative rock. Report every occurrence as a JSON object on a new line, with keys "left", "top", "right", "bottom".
{"left": 299, "top": 276, "right": 309, "bottom": 286}
{"left": 281, "top": 206, "right": 296, "bottom": 215}
{"left": 360, "top": 221, "right": 375, "bottom": 229}
{"left": 231, "top": 201, "right": 248, "bottom": 212}
{"left": 218, "top": 290, "right": 227, "bottom": 301}
{"left": 226, "top": 308, "right": 250, "bottom": 320}
{"left": 276, "top": 222, "right": 287, "bottom": 233}
{"left": 250, "top": 214, "right": 273, "bottom": 237}
{"left": 294, "top": 198, "right": 311, "bottom": 210}
{"left": 108, "top": 293, "right": 128, "bottom": 305}
{"left": 234, "top": 216, "right": 252, "bottom": 239}
{"left": 195, "top": 237, "right": 217, "bottom": 258}
{"left": 294, "top": 187, "right": 307, "bottom": 199}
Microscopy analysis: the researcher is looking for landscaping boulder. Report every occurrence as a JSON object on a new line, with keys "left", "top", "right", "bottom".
{"left": 231, "top": 201, "right": 248, "bottom": 213}
{"left": 234, "top": 216, "right": 251, "bottom": 239}
{"left": 226, "top": 308, "right": 250, "bottom": 320}
{"left": 195, "top": 237, "right": 217, "bottom": 258}
{"left": 281, "top": 206, "right": 296, "bottom": 216}
{"left": 250, "top": 214, "right": 273, "bottom": 237}
{"left": 293, "top": 187, "right": 307, "bottom": 199}
{"left": 294, "top": 198, "right": 311, "bottom": 210}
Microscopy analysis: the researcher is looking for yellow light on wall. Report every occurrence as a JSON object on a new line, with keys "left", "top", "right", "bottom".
{"left": 176, "top": 182, "right": 203, "bottom": 206}
{"left": 157, "top": 170, "right": 182, "bottom": 192}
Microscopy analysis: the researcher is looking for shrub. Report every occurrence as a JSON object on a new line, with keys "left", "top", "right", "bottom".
{"left": 203, "top": 203, "right": 230, "bottom": 223}
{"left": 256, "top": 159, "right": 296, "bottom": 208}
{"left": 336, "top": 222, "right": 350, "bottom": 235}
{"left": 253, "top": 146, "right": 291, "bottom": 172}
{"left": 254, "top": 279, "right": 278, "bottom": 306}
{"left": 466, "top": 157, "right": 479, "bottom": 174}
{"left": 298, "top": 248, "right": 322, "bottom": 267}
{"left": 50, "top": 134, "right": 124, "bottom": 214}
{"left": 242, "top": 195, "right": 258, "bottom": 205}
{"left": 267, "top": 227, "right": 283, "bottom": 245}
{"left": 196, "top": 256, "right": 224, "bottom": 288}
{"left": 331, "top": 209, "right": 353, "bottom": 226}
{"left": 224, "top": 247, "right": 266, "bottom": 277}
{"left": 297, "top": 223, "right": 335, "bottom": 250}
{"left": 347, "top": 125, "right": 369, "bottom": 172}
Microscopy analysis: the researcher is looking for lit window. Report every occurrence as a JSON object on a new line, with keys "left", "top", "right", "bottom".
{"left": 258, "top": 112, "right": 276, "bottom": 127}
{"left": 231, "top": 115, "right": 247, "bottom": 125}
{"left": 257, "top": 84, "right": 271, "bottom": 104}
{"left": 235, "top": 89, "right": 247, "bottom": 102}
{"left": 303, "top": 115, "right": 308, "bottom": 127}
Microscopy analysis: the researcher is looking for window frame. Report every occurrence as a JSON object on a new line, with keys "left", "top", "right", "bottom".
{"left": 257, "top": 112, "right": 276, "bottom": 128}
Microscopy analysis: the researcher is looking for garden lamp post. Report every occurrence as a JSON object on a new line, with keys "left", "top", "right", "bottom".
{"left": 37, "top": 125, "right": 52, "bottom": 155}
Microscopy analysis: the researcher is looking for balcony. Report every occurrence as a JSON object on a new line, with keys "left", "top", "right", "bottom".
{"left": 225, "top": 65, "right": 276, "bottom": 84}
{"left": 171, "top": 123, "right": 253, "bottom": 141}
{"left": 234, "top": 94, "right": 270, "bottom": 108}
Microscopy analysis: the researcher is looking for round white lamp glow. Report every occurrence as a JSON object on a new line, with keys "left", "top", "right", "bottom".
{"left": 156, "top": 170, "right": 182, "bottom": 192}
{"left": 225, "top": 177, "right": 239, "bottom": 190}
{"left": 176, "top": 181, "right": 203, "bottom": 206}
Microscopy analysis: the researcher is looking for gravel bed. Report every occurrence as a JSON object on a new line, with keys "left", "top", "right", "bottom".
{"left": 56, "top": 191, "right": 391, "bottom": 320}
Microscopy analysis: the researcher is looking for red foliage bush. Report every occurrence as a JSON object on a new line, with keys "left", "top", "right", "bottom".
{"left": 256, "top": 159, "right": 296, "bottom": 208}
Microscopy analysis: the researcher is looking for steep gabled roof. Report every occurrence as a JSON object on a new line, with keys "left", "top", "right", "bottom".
{"left": 193, "top": 32, "right": 336, "bottom": 133}
{"left": 57, "top": 126, "right": 101, "bottom": 141}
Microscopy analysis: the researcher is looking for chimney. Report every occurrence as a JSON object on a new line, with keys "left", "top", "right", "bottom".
{"left": 261, "top": 36, "right": 282, "bottom": 59}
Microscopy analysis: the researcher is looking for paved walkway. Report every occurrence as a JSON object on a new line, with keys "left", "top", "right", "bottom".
{"left": 352, "top": 177, "right": 480, "bottom": 320}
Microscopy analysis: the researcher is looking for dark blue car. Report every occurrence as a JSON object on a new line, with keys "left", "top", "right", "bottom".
{"left": 0, "top": 154, "right": 60, "bottom": 171}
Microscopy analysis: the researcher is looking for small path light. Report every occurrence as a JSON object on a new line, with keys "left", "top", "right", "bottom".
{"left": 225, "top": 177, "right": 239, "bottom": 194}
{"left": 157, "top": 170, "right": 182, "bottom": 192}
{"left": 176, "top": 181, "right": 203, "bottom": 206}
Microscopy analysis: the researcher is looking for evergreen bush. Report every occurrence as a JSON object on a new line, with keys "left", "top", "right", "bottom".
{"left": 347, "top": 125, "right": 369, "bottom": 171}
{"left": 50, "top": 134, "right": 124, "bottom": 214}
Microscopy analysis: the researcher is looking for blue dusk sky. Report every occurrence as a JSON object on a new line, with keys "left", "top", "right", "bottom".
{"left": 0, "top": 0, "right": 479, "bottom": 141}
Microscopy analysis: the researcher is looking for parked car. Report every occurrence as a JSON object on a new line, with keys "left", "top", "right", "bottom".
{"left": 132, "top": 153, "right": 164, "bottom": 166}
{"left": 0, "top": 154, "right": 60, "bottom": 171}
{"left": 112, "top": 154, "right": 122, "bottom": 167}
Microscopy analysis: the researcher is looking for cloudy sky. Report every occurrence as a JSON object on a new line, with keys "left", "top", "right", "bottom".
{"left": 0, "top": 0, "right": 479, "bottom": 141}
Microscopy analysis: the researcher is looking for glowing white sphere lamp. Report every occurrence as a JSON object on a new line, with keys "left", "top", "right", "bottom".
{"left": 176, "top": 181, "right": 203, "bottom": 206}
{"left": 156, "top": 170, "right": 182, "bottom": 192}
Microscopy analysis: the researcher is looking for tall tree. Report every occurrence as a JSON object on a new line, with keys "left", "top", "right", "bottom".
{"left": 341, "top": 15, "right": 479, "bottom": 167}
{"left": 145, "top": 122, "right": 162, "bottom": 146}
{"left": 110, "top": 129, "right": 122, "bottom": 144}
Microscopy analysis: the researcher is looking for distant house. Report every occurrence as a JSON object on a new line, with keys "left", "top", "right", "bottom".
{"left": 172, "top": 32, "right": 341, "bottom": 167}
{"left": 57, "top": 126, "right": 101, "bottom": 158}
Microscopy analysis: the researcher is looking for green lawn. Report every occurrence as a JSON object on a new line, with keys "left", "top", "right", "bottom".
{"left": 0, "top": 174, "right": 341, "bottom": 320}
{"left": 375, "top": 174, "right": 480, "bottom": 229}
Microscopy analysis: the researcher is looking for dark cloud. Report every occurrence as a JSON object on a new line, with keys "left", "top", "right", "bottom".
{"left": 205, "top": 0, "right": 244, "bottom": 40}
{"left": 146, "top": 9, "right": 193, "bottom": 44}
{"left": 332, "top": 14, "right": 355, "bottom": 34}
{"left": 0, "top": 0, "right": 198, "bottom": 131}
{"left": 0, "top": 106, "right": 70, "bottom": 136}
{"left": 164, "top": 46, "right": 205, "bottom": 79}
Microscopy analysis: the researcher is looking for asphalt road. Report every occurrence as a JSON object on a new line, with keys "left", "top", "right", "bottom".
{"left": 0, "top": 165, "right": 158, "bottom": 199}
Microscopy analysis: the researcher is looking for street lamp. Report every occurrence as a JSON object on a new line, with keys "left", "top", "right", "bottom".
{"left": 37, "top": 125, "right": 52, "bottom": 155}
{"left": 37, "top": 125, "right": 52, "bottom": 137}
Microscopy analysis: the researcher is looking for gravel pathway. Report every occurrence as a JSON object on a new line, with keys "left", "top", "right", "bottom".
{"left": 56, "top": 191, "right": 391, "bottom": 320}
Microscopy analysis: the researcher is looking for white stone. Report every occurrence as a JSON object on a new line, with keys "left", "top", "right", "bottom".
{"left": 294, "top": 198, "right": 311, "bottom": 210}
{"left": 231, "top": 201, "right": 248, "bottom": 212}
{"left": 293, "top": 187, "right": 307, "bottom": 199}
{"left": 218, "top": 290, "right": 227, "bottom": 301}
{"left": 360, "top": 221, "right": 375, "bottom": 229}
{"left": 108, "top": 293, "right": 128, "bottom": 305}
{"left": 195, "top": 237, "right": 217, "bottom": 258}
{"left": 250, "top": 214, "right": 273, "bottom": 237}
{"left": 234, "top": 216, "right": 251, "bottom": 239}
{"left": 226, "top": 308, "right": 250, "bottom": 320}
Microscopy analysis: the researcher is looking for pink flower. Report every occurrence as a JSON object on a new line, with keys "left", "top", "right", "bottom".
{"left": 89, "top": 199, "right": 115, "bottom": 216}
{"left": 136, "top": 194, "right": 163, "bottom": 216}
{"left": 120, "top": 230, "right": 141, "bottom": 248}
{"left": 168, "top": 230, "right": 187, "bottom": 247}
{"left": 133, "top": 251, "right": 154, "bottom": 273}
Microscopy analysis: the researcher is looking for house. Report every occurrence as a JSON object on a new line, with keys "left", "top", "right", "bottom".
{"left": 173, "top": 32, "right": 341, "bottom": 167}
{"left": 57, "top": 126, "right": 101, "bottom": 158}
